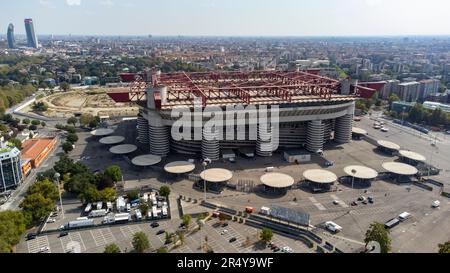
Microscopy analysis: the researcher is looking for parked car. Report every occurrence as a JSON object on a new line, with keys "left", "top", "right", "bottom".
{"left": 324, "top": 161, "right": 334, "bottom": 167}
{"left": 358, "top": 196, "right": 366, "bottom": 202}
{"left": 381, "top": 127, "right": 389, "bottom": 132}
{"left": 26, "top": 233, "right": 37, "bottom": 240}
{"left": 273, "top": 247, "right": 280, "bottom": 252}
{"left": 59, "top": 231, "right": 69, "bottom": 237}
{"left": 229, "top": 237, "right": 237, "bottom": 243}
{"left": 351, "top": 201, "right": 358, "bottom": 206}
{"left": 368, "top": 196, "right": 374, "bottom": 203}
{"left": 39, "top": 246, "right": 49, "bottom": 253}
{"left": 220, "top": 229, "right": 228, "bottom": 235}
{"left": 156, "top": 229, "right": 165, "bottom": 235}
{"left": 150, "top": 222, "right": 160, "bottom": 228}
{"left": 47, "top": 218, "right": 56, "bottom": 223}
{"left": 333, "top": 200, "right": 340, "bottom": 205}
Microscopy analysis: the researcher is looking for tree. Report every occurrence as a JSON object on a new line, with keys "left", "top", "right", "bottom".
{"left": 32, "top": 102, "right": 48, "bottom": 112}
{"left": 139, "top": 202, "right": 149, "bottom": 217}
{"left": 3, "top": 114, "right": 13, "bottom": 123}
{"left": 41, "top": 121, "right": 46, "bottom": 127}
{"left": 27, "top": 179, "right": 59, "bottom": 202}
{"left": 104, "top": 244, "right": 121, "bottom": 253}
{"left": 31, "top": 120, "right": 41, "bottom": 126}
{"left": 156, "top": 247, "right": 168, "bottom": 253}
{"left": 159, "top": 185, "right": 171, "bottom": 198}
{"left": 99, "top": 188, "right": 116, "bottom": 202}
{"left": 364, "top": 222, "right": 391, "bottom": 253}
{"left": 104, "top": 165, "right": 122, "bottom": 182}
{"left": 28, "top": 125, "right": 38, "bottom": 131}
{"left": 66, "top": 133, "right": 79, "bottom": 144}
{"left": 79, "top": 114, "right": 95, "bottom": 127}
{"left": 197, "top": 213, "right": 206, "bottom": 230}
{"left": 22, "top": 118, "right": 30, "bottom": 125}
{"left": 388, "top": 94, "right": 400, "bottom": 105}
{"left": 78, "top": 185, "right": 100, "bottom": 203}
{"left": 0, "top": 211, "right": 28, "bottom": 253}
{"left": 19, "top": 193, "right": 54, "bottom": 223}
{"left": 67, "top": 117, "right": 78, "bottom": 126}
{"left": 218, "top": 213, "right": 227, "bottom": 224}
{"left": 8, "top": 138, "right": 22, "bottom": 149}
{"left": 260, "top": 228, "right": 273, "bottom": 244}
{"left": 438, "top": 241, "right": 450, "bottom": 253}
{"left": 62, "top": 141, "right": 74, "bottom": 153}
{"left": 132, "top": 232, "right": 150, "bottom": 253}
{"left": 182, "top": 214, "right": 192, "bottom": 229}
{"left": 60, "top": 82, "right": 70, "bottom": 92}
{"left": 126, "top": 190, "right": 140, "bottom": 201}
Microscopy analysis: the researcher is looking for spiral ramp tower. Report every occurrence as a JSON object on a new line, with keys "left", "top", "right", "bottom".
{"left": 306, "top": 120, "right": 325, "bottom": 153}
{"left": 202, "top": 128, "right": 220, "bottom": 161}
{"left": 149, "top": 125, "right": 170, "bottom": 156}
{"left": 137, "top": 115, "right": 149, "bottom": 145}
{"left": 334, "top": 114, "right": 353, "bottom": 144}
{"left": 256, "top": 123, "right": 274, "bottom": 157}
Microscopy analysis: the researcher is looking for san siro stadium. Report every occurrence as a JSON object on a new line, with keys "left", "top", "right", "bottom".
{"left": 108, "top": 70, "right": 375, "bottom": 161}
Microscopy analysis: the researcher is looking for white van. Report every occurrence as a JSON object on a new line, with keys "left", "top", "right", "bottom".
{"left": 398, "top": 212, "right": 411, "bottom": 221}
{"left": 325, "top": 221, "right": 342, "bottom": 233}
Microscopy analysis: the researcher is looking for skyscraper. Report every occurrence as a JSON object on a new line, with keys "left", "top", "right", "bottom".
{"left": 24, "top": 18, "right": 38, "bottom": 49}
{"left": 7, "top": 23, "right": 15, "bottom": 49}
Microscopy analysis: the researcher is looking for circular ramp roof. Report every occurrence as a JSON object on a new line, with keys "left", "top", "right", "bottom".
{"left": 90, "top": 128, "right": 115, "bottom": 137}
{"left": 200, "top": 168, "right": 233, "bottom": 183}
{"left": 164, "top": 161, "right": 195, "bottom": 174}
{"left": 377, "top": 140, "right": 401, "bottom": 151}
{"left": 109, "top": 144, "right": 138, "bottom": 155}
{"left": 99, "top": 136, "right": 125, "bottom": 145}
{"left": 399, "top": 150, "right": 426, "bottom": 162}
{"left": 344, "top": 165, "right": 378, "bottom": 180}
{"left": 131, "top": 154, "right": 162, "bottom": 167}
{"left": 352, "top": 127, "right": 367, "bottom": 135}
{"left": 382, "top": 162, "right": 418, "bottom": 176}
{"left": 260, "top": 173, "right": 295, "bottom": 188}
{"left": 303, "top": 169, "right": 337, "bottom": 184}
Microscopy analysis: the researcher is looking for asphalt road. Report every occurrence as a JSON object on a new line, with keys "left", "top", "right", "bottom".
{"left": 356, "top": 113, "right": 450, "bottom": 181}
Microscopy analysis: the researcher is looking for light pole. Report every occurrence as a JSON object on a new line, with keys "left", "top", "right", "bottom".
{"left": 351, "top": 169, "right": 357, "bottom": 190}
{"left": 202, "top": 158, "right": 211, "bottom": 203}
{"left": 54, "top": 172, "right": 64, "bottom": 219}
{"left": 401, "top": 106, "right": 406, "bottom": 125}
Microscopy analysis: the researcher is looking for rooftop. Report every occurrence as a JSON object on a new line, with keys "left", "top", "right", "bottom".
{"left": 21, "top": 138, "right": 56, "bottom": 160}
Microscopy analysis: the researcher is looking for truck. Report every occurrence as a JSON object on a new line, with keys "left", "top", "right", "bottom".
{"left": 103, "top": 213, "right": 131, "bottom": 224}
{"left": 84, "top": 203, "right": 92, "bottom": 214}
{"left": 88, "top": 209, "right": 107, "bottom": 218}
{"left": 135, "top": 209, "right": 142, "bottom": 220}
{"left": 162, "top": 206, "right": 168, "bottom": 217}
{"left": 96, "top": 201, "right": 103, "bottom": 210}
{"left": 106, "top": 202, "right": 113, "bottom": 212}
{"left": 325, "top": 221, "right": 342, "bottom": 233}
{"left": 260, "top": 206, "right": 271, "bottom": 216}
{"left": 116, "top": 196, "right": 126, "bottom": 211}
{"left": 67, "top": 219, "right": 94, "bottom": 229}
{"left": 384, "top": 218, "right": 400, "bottom": 229}
{"left": 126, "top": 203, "right": 131, "bottom": 212}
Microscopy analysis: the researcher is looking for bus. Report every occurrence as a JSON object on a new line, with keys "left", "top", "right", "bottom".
{"left": 384, "top": 218, "right": 400, "bottom": 229}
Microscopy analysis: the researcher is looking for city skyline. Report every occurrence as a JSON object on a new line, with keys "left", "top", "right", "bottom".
{"left": 1, "top": 0, "right": 450, "bottom": 36}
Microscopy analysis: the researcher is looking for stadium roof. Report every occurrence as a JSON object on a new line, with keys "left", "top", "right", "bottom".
{"left": 399, "top": 150, "right": 426, "bottom": 162}
{"left": 344, "top": 165, "right": 378, "bottom": 180}
{"left": 200, "top": 168, "right": 233, "bottom": 183}
{"left": 303, "top": 169, "right": 337, "bottom": 184}
{"left": 377, "top": 140, "right": 401, "bottom": 151}
{"left": 109, "top": 144, "right": 137, "bottom": 155}
{"left": 382, "top": 162, "right": 418, "bottom": 176}
{"left": 131, "top": 154, "right": 162, "bottom": 167}
{"left": 164, "top": 161, "right": 195, "bottom": 174}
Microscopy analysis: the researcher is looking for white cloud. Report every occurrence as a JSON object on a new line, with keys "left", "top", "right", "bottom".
{"left": 66, "top": 0, "right": 81, "bottom": 6}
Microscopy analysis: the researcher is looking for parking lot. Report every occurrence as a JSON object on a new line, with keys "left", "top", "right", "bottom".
{"left": 17, "top": 216, "right": 316, "bottom": 253}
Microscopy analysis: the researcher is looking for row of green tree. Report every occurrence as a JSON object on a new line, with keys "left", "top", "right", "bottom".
{"left": 0, "top": 84, "right": 37, "bottom": 117}
{"left": 391, "top": 103, "right": 450, "bottom": 127}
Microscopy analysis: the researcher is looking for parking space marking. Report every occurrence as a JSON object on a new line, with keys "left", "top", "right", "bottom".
{"left": 331, "top": 194, "right": 349, "bottom": 208}
{"left": 120, "top": 225, "right": 142, "bottom": 238}
{"left": 90, "top": 228, "right": 116, "bottom": 247}
{"left": 309, "top": 197, "right": 327, "bottom": 211}
{"left": 27, "top": 236, "right": 51, "bottom": 253}
{"left": 59, "top": 232, "right": 86, "bottom": 252}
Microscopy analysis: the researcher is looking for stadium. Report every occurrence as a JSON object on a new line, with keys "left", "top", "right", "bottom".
{"left": 108, "top": 70, "right": 373, "bottom": 161}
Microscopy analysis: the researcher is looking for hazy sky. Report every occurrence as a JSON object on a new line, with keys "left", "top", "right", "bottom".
{"left": 2, "top": 0, "right": 450, "bottom": 36}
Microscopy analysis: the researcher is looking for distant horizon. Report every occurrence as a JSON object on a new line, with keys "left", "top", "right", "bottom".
{"left": 2, "top": 0, "right": 450, "bottom": 37}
